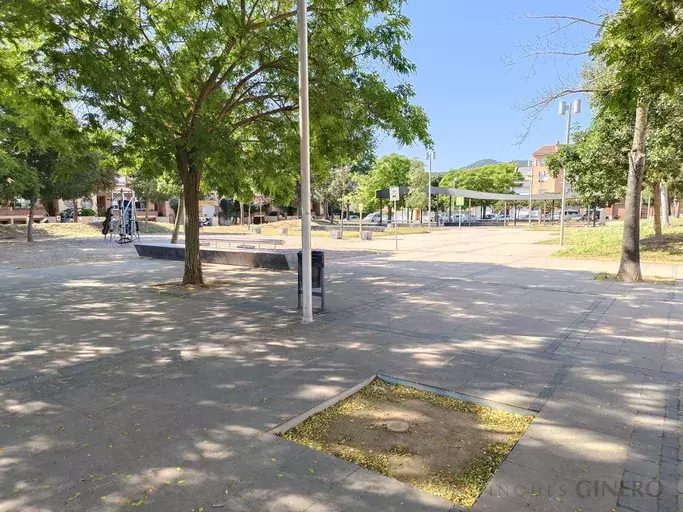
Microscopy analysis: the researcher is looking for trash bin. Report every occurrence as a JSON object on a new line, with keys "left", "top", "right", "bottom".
{"left": 298, "top": 250, "right": 325, "bottom": 312}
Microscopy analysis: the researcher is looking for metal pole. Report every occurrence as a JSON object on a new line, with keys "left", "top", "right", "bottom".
{"left": 458, "top": 205, "right": 462, "bottom": 228}
{"left": 297, "top": 0, "right": 313, "bottom": 324}
{"left": 428, "top": 154, "right": 432, "bottom": 233}
{"left": 450, "top": 178, "right": 454, "bottom": 222}
{"left": 504, "top": 200, "right": 507, "bottom": 227}
{"left": 340, "top": 196, "right": 344, "bottom": 239}
{"left": 528, "top": 165, "right": 533, "bottom": 228}
{"left": 359, "top": 205, "right": 362, "bottom": 236}
{"left": 559, "top": 108, "right": 572, "bottom": 246}
{"left": 469, "top": 198, "right": 471, "bottom": 219}
{"left": 394, "top": 199, "right": 398, "bottom": 251}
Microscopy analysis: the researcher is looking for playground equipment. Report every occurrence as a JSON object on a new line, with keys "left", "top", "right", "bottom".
{"left": 103, "top": 188, "right": 140, "bottom": 244}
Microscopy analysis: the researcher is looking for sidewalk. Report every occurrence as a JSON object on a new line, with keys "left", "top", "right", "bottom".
{"left": 0, "top": 230, "right": 681, "bottom": 511}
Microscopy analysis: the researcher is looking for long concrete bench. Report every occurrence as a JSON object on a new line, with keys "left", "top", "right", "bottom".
{"left": 135, "top": 242, "right": 298, "bottom": 270}
{"left": 200, "top": 237, "right": 285, "bottom": 250}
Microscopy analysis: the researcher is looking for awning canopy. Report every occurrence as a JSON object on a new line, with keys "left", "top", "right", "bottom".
{"left": 376, "top": 186, "right": 572, "bottom": 202}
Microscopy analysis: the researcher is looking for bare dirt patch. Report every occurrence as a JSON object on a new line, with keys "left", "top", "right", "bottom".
{"left": 281, "top": 379, "right": 533, "bottom": 508}
{"left": 594, "top": 271, "right": 676, "bottom": 285}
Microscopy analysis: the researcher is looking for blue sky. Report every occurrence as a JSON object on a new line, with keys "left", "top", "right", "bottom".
{"left": 377, "top": 0, "right": 611, "bottom": 171}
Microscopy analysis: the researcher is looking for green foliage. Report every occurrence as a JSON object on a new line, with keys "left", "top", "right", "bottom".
{"left": 169, "top": 197, "right": 180, "bottom": 216}
{"left": 546, "top": 112, "right": 631, "bottom": 207}
{"left": 1, "top": 37, "right": 116, "bottom": 216}
{"left": 358, "top": 153, "right": 416, "bottom": 210}
{"left": 8, "top": 0, "right": 432, "bottom": 280}
{"left": 647, "top": 90, "right": 683, "bottom": 191}
{"left": 438, "top": 163, "right": 521, "bottom": 208}
{"left": 405, "top": 160, "right": 428, "bottom": 210}
{"left": 15, "top": 0, "right": 431, "bottom": 200}
{"left": 547, "top": 86, "right": 683, "bottom": 207}
{"left": 591, "top": 0, "right": 683, "bottom": 109}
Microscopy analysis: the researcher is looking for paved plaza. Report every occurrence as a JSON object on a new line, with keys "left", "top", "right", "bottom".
{"left": 1, "top": 228, "right": 682, "bottom": 511}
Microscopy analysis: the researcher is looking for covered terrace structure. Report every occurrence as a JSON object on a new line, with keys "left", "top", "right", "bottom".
{"left": 376, "top": 186, "right": 573, "bottom": 225}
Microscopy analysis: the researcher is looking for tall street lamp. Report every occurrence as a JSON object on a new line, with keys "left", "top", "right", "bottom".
{"left": 426, "top": 149, "right": 435, "bottom": 232}
{"left": 298, "top": 0, "right": 313, "bottom": 323}
{"left": 558, "top": 99, "right": 581, "bottom": 247}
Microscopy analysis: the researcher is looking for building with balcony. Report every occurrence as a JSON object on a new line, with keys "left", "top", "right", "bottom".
{"left": 530, "top": 144, "right": 564, "bottom": 195}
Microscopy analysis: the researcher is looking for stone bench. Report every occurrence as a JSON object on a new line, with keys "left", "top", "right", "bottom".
{"left": 201, "top": 237, "right": 285, "bottom": 250}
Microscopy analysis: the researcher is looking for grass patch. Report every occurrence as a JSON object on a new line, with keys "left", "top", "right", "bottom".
{"left": 202, "top": 221, "right": 442, "bottom": 239}
{"left": 594, "top": 272, "right": 675, "bottom": 285}
{"left": 280, "top": 379, "right": 532, "bottom": 509}
{"left": 539, "top": 220, "right": 683, "bottom": 263}
{"left": 0, "top": 221, "right": 175, "bottom": 239}
{"left": 1, "top": 219, "right": 440, "bottom": 241}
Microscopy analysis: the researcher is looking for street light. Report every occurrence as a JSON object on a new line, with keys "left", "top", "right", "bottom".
{"left": 558, "top": 99, "right": 581, "bottom": 246}
{"left": 426, "top": 149, "right": 435, "bottom": 232}
{"left": 297, "top": 0, "right": 313, "bottom": 323}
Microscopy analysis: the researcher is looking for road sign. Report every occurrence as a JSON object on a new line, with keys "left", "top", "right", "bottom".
{"left": 456, "top": 196, "right": 465, "bottom": 207}
{"left": 389, "top": 186, "right": 400, "bottom": 201}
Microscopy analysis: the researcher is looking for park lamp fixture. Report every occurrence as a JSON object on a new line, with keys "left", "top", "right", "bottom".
{"left": 558, "top": 99, "right": 581, "bottom": 116}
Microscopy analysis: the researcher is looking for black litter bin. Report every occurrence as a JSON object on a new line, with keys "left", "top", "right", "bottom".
{"left": 297, "top": 250, "right": 325, "bottom": 312}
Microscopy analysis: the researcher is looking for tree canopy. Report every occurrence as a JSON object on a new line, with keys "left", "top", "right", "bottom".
{"left": 7, "top": 0, "right": 431, "bottom": 283}
{"left": 439, "top": 163, "right": 522, "bottom": 209}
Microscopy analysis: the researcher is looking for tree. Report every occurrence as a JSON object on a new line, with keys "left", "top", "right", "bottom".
{"left": 405, "top": 160, "right": 428, "bottom": 221}
{"left": 0, "top": 146, "right": 39, "bottom": 239}
{"left": 646, "top": 90, "right": 683, "bottom": 234}
{"left": 328, "top": 166, "right": 355, "bottom": 223}
{"left": 511, "top": 1, "right": 682, "bottom": 281}
{"left": 546, "top": 112, "right": 631, "bottom": 212}
{"left": 592, "top": 1, "right": 683, "bottom": 280}
{"left": 439, "top": 163, "right": 521, "bottom": 215}
{"left": 18, "top": 0, "right": 431, "bottom": 284}
{"left": 362, "top": 153, "right": 414, "bottom": 218}
{"left": 132, "top": 172, "right": 177, "bottom": 232}
{"left": 354, "top": 172, "right": 379, "bottom": 213}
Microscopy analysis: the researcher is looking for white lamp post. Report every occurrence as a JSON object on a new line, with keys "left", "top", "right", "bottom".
{"left": 558, "top": 99, "right": 581, "bottom": 247}
{"left": 298, "top": 0, "right": 313, "bottom": 323}
{"left": 426, "top": 149, "right": 435, "bottom": 232}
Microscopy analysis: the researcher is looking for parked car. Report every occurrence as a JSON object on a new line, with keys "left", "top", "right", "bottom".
{"left": 59, "top": 208, "right": 91, "bottom": 221}
{"left": 362, "top": 213, "right": 382, "bottom": 224}
{"left": 349, "top": 214, "right": 359, "bottom": 220}
{"left": 450, "top": 213, "right": 471, "bottom": 224}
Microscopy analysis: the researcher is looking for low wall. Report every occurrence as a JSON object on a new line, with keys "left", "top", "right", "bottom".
{"left": 313, "top": 224, "right": 386, "bottom": 232}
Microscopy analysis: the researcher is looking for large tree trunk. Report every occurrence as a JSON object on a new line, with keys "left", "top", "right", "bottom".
{"left": 171, "top": 192, "right": 184, "bottom": 244}
{"left": 73, "top": 199, "right": 79, "bottom": 223}
{"left": 653, "top": 181, "right": 662, "bottom": 238}
{"left": 675, "top": 197, "right": 681, "bottom": 219}
{"left": 661, "top": 182, "right": 670, "bottom": 227}
{"left": 27, "top": 197, "right": 35, "bottom": 242}
{"left": 617, "top": 100, "right": 649, "bottom": 283}
{"left": 46, "top": 200, "right": 57, "bottom": 217}
{"left": 177, "top": 146, "right": 203, "bottom": 285}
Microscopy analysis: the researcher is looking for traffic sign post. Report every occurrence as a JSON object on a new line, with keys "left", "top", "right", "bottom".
{"left": 389, "top": 187, "right": 399, "bottom": 251}
{"left": 358, "top": 202, "right": 363, "bottom": 236}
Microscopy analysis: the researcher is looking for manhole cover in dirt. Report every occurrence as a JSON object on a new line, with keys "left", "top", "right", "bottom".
{"left": 386, "top": 420, "right": 410, "bottom": 432}
{"left": 280, "top": 378, "right": 533, "bottom": 509}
